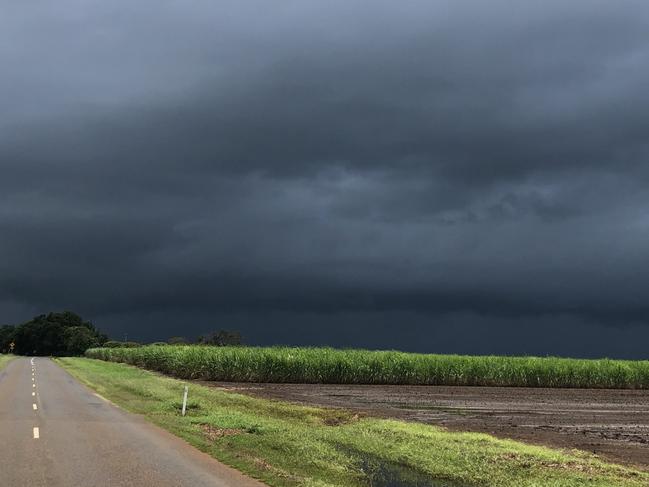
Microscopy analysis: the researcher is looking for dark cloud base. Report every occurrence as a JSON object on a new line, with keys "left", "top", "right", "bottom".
{"left": 2, "top": 0, "right": 649, "bottom": 358}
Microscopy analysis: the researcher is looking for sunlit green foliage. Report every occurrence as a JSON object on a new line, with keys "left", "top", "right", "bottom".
{"left": 86, "top": 345, "right": 649, "bottom": 388}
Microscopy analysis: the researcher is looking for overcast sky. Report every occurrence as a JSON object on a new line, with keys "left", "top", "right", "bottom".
{"left": 2, "top": 0, "right": 649, "bottom": 357}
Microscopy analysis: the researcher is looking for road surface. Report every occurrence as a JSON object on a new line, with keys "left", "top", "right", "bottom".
{"left": 0, "top": 357, "right": 266, "bottom": 487}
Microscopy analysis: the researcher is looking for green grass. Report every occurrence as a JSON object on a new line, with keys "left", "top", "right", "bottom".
{"left": 0, "top": 354, "right": 14, "bottom": 370}
{"left": 58, "top": 357, "right": 649, "bottom": 487}
{"left": 86, "top": 345, "right": 649, "bottom": 389}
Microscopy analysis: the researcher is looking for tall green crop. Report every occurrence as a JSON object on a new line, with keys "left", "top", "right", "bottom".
{"left": 85, "top": 346, "right": 649, "bottom": 389}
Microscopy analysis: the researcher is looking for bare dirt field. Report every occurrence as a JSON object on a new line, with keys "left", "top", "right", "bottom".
{"left": 213, "top": 383, "right": 649, "bottom": 469}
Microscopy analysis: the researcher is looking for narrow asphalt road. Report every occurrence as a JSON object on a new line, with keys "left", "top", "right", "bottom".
{"left": 0, "top": 357, "right": 266, "bottom": 487}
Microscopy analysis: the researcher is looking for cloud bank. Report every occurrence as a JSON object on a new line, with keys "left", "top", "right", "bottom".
{"left": 2, "top": 0, "right": 649, "bottom": 356}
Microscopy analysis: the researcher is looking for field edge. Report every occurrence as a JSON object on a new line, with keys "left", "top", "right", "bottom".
{"left": 57, "top": 357, "right": 649, "bottom": 487}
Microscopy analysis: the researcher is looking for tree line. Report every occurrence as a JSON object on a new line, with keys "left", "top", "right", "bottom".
{"left": 103, "top": 330, "right": 242, "bottom": 348}
{"left": 0, "top": 310, "right": 243, "bottom": 356}
{"left": 0, "top": 311, "right": 107, "bottom": 356}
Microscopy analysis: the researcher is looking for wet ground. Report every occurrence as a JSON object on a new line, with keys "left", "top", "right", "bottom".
{"left": 213, "top": 383, "right": 649, "bottom": 470}
{"left": 348, "top": 447, "right": 470, "bottom": 487}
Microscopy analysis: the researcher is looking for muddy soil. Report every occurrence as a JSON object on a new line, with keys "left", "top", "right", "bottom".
{"left": 212, "top": 382, "right": 649, "bottom": 469}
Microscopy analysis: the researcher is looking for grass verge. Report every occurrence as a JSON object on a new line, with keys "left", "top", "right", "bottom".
{"left": 0, "top": 354, "right": 14, "bottom": 370}
{"left": 58, "top": 357, "right": 649, "bottom": 487}
{"left": 86, "top": 345, "right": 649, "bottom": 389}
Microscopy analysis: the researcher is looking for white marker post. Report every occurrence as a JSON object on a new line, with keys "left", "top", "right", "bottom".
{"left": 181, "top": 385, "right": 189, "bottom": 417}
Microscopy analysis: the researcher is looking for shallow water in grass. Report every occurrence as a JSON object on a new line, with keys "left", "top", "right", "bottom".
{"left": 352, "top": 449, "right": 471, "bottom": 487}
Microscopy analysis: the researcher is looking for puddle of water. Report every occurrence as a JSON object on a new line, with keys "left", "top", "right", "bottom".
{"left": 346, "top": 448, "right": 472, "bottom": 487}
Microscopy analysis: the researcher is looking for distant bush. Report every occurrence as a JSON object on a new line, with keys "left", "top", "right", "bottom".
{"left": 149, "top": 342, "right": 168, "bottom": 347}
{"left": 85, "top": 345, "right": 649, "bottom": 389}
{"left": 103, "top": 340, "right": 141, "bottom": 348}
{"left": 167, "top": 336, "right": 189, "bottom": 345}
{"left": 197, "top": 330, "right": 242, "bottom": 346}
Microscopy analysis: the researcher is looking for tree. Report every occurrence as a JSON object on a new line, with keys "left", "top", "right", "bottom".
{"left": 167, "top": 336, "right": 189, "bottom": 345}
{"left": 5, "top": 311, "right": 107, "bottom": 356}
{"left": 0, "top": 325, "right": 15, "bottom": 353}
{"left": 197, "top": 330, "right": 242, "bottom": 346}
{"left": 103, "top": 340, "right": 141, "bottom": 348}
{"left": 63, "top": 327, "right": 100, "bottom": 356}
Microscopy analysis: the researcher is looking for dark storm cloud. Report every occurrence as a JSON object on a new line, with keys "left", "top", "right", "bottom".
{"left": 2, "top": 0, "right": 649, "bottom": 356}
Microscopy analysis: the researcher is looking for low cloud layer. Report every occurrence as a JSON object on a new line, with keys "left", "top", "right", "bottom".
{"left": 2, "top": 0, "right": 649, "bottom": 357}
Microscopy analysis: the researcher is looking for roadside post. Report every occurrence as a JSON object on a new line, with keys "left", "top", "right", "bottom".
{"left": 181, "top": 385, "right": 189, "bottom": 416}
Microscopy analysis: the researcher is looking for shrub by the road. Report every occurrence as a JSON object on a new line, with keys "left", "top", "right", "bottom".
{"left": 85, "top": 345, "right": 649, "bottom": 389}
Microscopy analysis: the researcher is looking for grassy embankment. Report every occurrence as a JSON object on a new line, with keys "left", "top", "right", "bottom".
{"left": 59, "top": 357, "right": 649, "bottom": 487}
{"left": 0, "top": 354, "right": 14, "bottom": 370}
{"left": 86, "top": 345, "right": 649, "bottom": 389}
